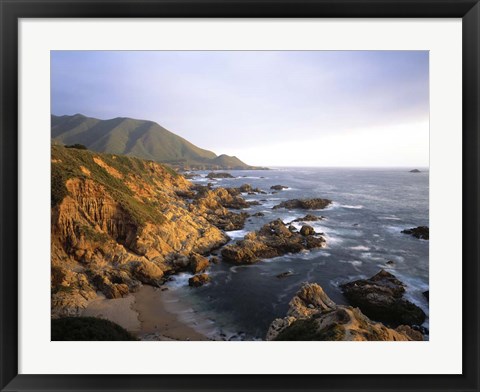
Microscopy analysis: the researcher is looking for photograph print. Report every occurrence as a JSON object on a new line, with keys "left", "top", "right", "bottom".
{"left": 50, "top": 50, "right": 429, "bottom": 341}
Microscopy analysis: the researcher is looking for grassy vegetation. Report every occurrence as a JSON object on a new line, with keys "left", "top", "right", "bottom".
{"left": 51, "top": 145, "right": 169, "bottom": 226}
{"left": 79, "top": 225, "right": 110, "bottom": 244}
{"left": 51, "top": 163, "right": 70, "bottom": 207}
{"left": 51, "top": 317, "right": 137, "bottom": 341}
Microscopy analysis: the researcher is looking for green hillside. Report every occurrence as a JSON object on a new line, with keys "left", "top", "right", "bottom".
{"left": 52, "top": 114, "right": 261, "bottom": 170}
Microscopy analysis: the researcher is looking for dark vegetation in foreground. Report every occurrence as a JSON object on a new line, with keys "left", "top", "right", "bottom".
{"left": 51, "top": 317, "right": 137, "bottom": 341}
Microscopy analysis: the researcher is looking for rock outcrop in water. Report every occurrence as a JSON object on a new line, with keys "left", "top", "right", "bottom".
{"left": 237, "top": 183, "right": 265, "bottom": 194}
{"left": 51, "top": 145, "right": 238, "bottom": 317}
{"left": 401, "top": 226, "right": 429, "bottom": 240}
{"left": 270, "top": 185, "right": 288, "bottom": 191}
{"left": 206, "top": 172, "right": 235, "bottom": 179}
{"left": 221, "top": 219, "right": 326, "bottom": 264}
{"left": 266, "top": 283, "right": 423, "bottom": 341}
{"left": 273, "top": 198, "right": 332, "bottom": 210}
{"left": 340, "top": 270, "right": 426, "bottom": 327}
{"left": 409, "top": 169, "right": 421, "bottom": 173}
{"left": 188, "top": 274, "right": 210, "bottom": 287}
{"left": 291, "top": 214, "right": 323, "bottom": 222}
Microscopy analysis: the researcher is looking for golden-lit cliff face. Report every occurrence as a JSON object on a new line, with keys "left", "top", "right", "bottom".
{"left": 51, "top": 145, "right": 229, "bottom": 317}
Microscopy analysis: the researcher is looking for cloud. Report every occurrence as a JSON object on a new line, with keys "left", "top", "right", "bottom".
{"left": 51, "top": 50, "right": 429, "bottom": 166}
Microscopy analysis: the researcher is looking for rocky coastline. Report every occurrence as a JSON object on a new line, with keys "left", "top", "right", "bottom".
{"left": 51, "top": 145, "right": 429, "bottom": 341}
{"left": 266, "top": 282, "right": 423, "bottom": 341}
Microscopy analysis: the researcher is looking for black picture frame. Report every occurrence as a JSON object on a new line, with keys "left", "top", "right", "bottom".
{"left": 1, "top": 1, "right": 479, "bottom": 391}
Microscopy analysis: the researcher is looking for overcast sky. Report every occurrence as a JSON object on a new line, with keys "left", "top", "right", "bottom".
{"left": 51, "top": 51, "right": 429, "bottom": 167}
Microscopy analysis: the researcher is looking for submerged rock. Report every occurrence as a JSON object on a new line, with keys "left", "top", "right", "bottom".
{"left": 292, "top": 214, "right": 323, "bottom": 222}
{"left": 273, "top": 198, "right": 332, "bottom": 210}
{"left": 276, "top": 271, "right": 294, "bottom": 279}
{"left": 266, "top": 283, "right": 423, "bottom": 341}
{"left": 340, "top": 269, "right": 426, "bottom": 327}
{"left": 221, "top": 219, "right": 326, "bottom": 264}
{"left": 409, "top": 169, "right": 421, "bottom": 173}
{"left": 401, "top": 226, "right": 429, "bottom": 240}
{"left": 188, "top": 274, "right": 210, "bottom": 287}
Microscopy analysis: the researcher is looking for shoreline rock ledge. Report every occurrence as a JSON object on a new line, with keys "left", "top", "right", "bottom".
{"left": 266, "top": 283, "right": 423, "bottom": 341}
{"left": 401, "top": 226, "right": 429, "bottom": 240}
{"left": 221, "top": 219, "right": 326, "bottom": 264}
{"left": 340, "top": 269, "right": 426, "bottom": 327}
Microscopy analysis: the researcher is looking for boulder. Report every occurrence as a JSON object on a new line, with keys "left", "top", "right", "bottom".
{"left": 91, "top": 274, "right": 130, "bottom": 299}
{"left": 300, "top": 225, "right": 315, "bottom": 236}
{"left": 238, "top": 184, "right": 253, "bottom": 193}
{"left": 401, "top": 226, "right": 429, "bottom": 240}
{"left": 169, "top": 253, "right": 190, "bottom": 270}
{"left": 273, "top": 198, "right": 332, "bottom": 210}
{"left": 188, "top": 274, "right": 210, "bottom": 287}
{"left": 130, "top": 260, "right": 165, "bottom": 286}
{"left": 340, "top": 269, "right": 426, "bottom": 327}
{"left": 189, "top": 253, "right": 210, "bottom": 274}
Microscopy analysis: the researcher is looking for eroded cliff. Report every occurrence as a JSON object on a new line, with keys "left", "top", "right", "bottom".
{"left": 51, "top": 145, "right": 230, "bottom": 317}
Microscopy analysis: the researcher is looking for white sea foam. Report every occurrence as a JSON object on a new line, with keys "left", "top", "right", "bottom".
{"left": 339, "top": 260, "right": 363, "bottom": 270}
{"left": 384, "top": 225, "right": 404, "bottom": 233}
{"left": 358, "top": 252, "right": 385, "bottom": 262}
{"left": 349, "top": 245, "right": 371, "bottom": 251}
{"left": 226, "top": 229, "right": 248, "bottom": 240}
{"left": 282, "top": 215, "right": 299, "bottom": 224}
{"left": 341, "top": 204, "right": 364, "bottom": 209}
{"left": 230, "top": 265, "right": 250, "bottom": 273}
{"left": 165, "top": 272, "right": 194, "bottom": 289}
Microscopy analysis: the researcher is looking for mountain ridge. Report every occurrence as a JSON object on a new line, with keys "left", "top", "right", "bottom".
{"left": 51, "top": 114, "right": 265, "bottom": 170}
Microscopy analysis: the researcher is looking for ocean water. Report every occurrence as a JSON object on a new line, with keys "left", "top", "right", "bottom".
{"left": 165, "top": 167, "right": 429, "bottom": 340}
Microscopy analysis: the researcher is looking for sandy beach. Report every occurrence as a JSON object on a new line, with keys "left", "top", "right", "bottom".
{"left": 82, "top": 285, "right": 210, "bottom": 341}
{"left": 82, "top": 295, "right": 141, "bottom": 333}
{"left": 132, "top": 286, "right": 210, "bottom": 341}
